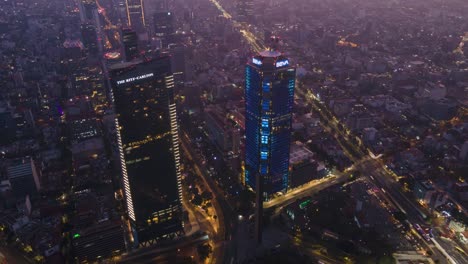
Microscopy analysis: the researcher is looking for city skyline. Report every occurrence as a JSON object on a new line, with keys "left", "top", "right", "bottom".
{"left": 0, "top": 0, "right": 467, "bottom": 263}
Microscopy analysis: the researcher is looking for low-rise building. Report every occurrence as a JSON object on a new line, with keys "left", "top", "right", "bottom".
{"left": 7, "top": 157, "right": 41, "bottom": 199}
{"left": 414, "top": 180, "right": 435, "bottom": 206}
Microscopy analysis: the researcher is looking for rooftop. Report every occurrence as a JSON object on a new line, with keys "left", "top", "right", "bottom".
{"left": 259, "top": 50, "right": 282, "bottom": 58}
{"left": 7, "top": 157, "right": 33, "bottom": 179}
{"left": 108, "top": 58, "right": 144, "bottom": 70}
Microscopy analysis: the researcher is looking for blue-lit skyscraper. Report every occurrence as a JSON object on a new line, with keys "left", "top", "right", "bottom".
{"left": 244, "top": 48, "right": 295, "bottom": 200}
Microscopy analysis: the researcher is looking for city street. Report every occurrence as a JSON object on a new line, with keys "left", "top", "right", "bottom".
{"left": 296, "top": 87, "right": 465, "bottom": 264}
{"left": 202, "top": 0, "right": 468, "bottom": 262}
{"left": 180, "top": 130, "right": 239, "bottom": 264}
{"left": 119, "top": 233, "right": 209, "bottom": 264}
{"left": 1, "top": 0, "right": 466, "bottom": 263}
{"left": 264, "top": 174, "right": 347, "bottom": 209}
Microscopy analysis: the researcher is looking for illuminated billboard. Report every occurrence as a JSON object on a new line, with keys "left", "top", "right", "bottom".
{"left": 253, "top": 58, "right": 262, "bottom": 66}
{"left": 275, "top": 60, "right": 289, "bottom": 68}
{"left": 116, "top": 73, "right": 154, "bottom": 85}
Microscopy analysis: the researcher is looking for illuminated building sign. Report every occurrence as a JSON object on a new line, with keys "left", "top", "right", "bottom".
{"left": 276, "top": 60, "right": 289, "bottom": 68}
{"left": 252, "top": 58, "right": 262, "bottom": 66}
{"left": 116, "top": 73, "right": 154, "bottom": 85}
{"left": 299, "top": 199, "right": 311, "bottom": 209}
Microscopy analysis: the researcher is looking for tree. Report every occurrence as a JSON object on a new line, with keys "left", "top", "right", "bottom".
{"left": 293, "top": 131, "right": 305, "bottom": 142}
{"left": 178, "top": 256, "right": 197, "bottom": 264}
{"left": 201, "top": 191, "right": 212, "bottom": 200}
{"left": 237, "top": 189, "right": 255, "bottom": 215}
{"left": 377, "top": 255, "right": 396, "bottom": 264}
{"left": 192, "top": 194, "right": 202, "bottom": 206}
{"left": 197, "top": 243, "right": 212, "bottom": 261}
{"left": 393, "top": 211, "right": 407, "bottom": 222}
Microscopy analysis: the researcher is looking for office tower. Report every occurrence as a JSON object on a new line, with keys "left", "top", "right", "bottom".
{"left": 169, "top": 44, "right": 187, "bottom": 84}
{"left": 236, "top": 0, "right": 254, "bottom": 22}
{"left": 244, "top": 43, "right": 296, "bottom": 200}
{"left": 80, "top": 23, "right": 99, "bottom": 55}
{"left": 78, "top": 0, "right": 103, "bottom": 54}
{"left": 125, "top": 0, "right": 146, "bottom": 33}
{"left": 0, "top": 112, "right": 15, "bottom": 145}
{"left": 7, "top": 157, "right": 41, "bottom": 199}
{"left": 113, "top": 0, "right": 128, "bottom": 25}
{"left": 460, "top": 141, "right": 468, "bottom": 161}
{"left": 72, "top": 220, "right": 125, "bottom": 262}
{"left": 152, "top": 0, "right": 168, "bottom": 11}
{"left": 78, "top": 0, "right": 98, "bottom": 24}
{"left": 154, "top": 11, "right": 175, "bottom": 48}
{"left": 62, "top": 40, "right": 85, "bottom": 62}
{"left": 144, "top": 0, "right": 168, "bottom": 22}
{"left": 110, "top": 57, "right": 183, "bottom": 246}
{"left": 121, "top": 28, "right": 139, "bottom": 61}
{"left": 205, "top": 106, "right": 240, "bottom": 156}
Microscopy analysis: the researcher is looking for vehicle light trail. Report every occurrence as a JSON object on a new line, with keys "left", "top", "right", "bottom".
{"left": 205, "top": 0, "right": 465, "bottom": 262}
{"left": 96, "top": 0, "right": 118, "bottom": 30}
{"left": 208, "top": 0, "right": 265, "bottom": 52}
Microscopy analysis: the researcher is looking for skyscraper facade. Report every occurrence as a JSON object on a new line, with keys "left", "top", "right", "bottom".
{"left": 153, "top": 11, "right": 175, "bottom": 48}
{"left": 169, "top": 44, "right": 187, "bottom": 85}
{"left": 78, "top": 0, "right": 98, "bottom": 24}
{"left": 244, "top": 50, "right": 295, "bottom": 200}
{"left": 78, "top": 0, "right": 102, "bottom": 54}
{"left": 110, "top": 57, "right": 183, "bottom": 246}
{"left": 7, "top": 157, "right": 41, "bottom": 199}
{"left": 80, "top": 23, "right": 99, "bottom": 55}
{"left": 121, "top": 27, "right": 139, "bottom": 61}
{"left": 125, "top": 0, "right": 146, "bottom": 33}
{"left": 114, "top": 0, "right": 129, "bottom": 25}
{"left": 144, "top": 0, "right": 168, "bottom": 23}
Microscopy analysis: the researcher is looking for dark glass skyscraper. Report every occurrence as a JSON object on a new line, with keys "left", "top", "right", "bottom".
{"left": 7, "top": 157, "right": 40, "bottom": 199}
{"left": 153, "top": 11, "right": 175, "bottom": 48}
{"left": 244, "top": 49, "right": 295, "bottom": 200}
{"left": 110, "top": 57, "right": 183, "bottom": 246}
{"left": 121, "top": 27, "right": 139, "bottom": 61}
{"left": 78, "top": 0, "right": 98, "bottom": 23}
{"left": 80, "top": 23, "right": 99, "bottom": 55}
{"left": 78, "top": 0, "right": 102, "bottom": 54}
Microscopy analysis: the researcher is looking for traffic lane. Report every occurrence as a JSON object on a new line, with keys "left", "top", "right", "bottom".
{"left": 0, "top": 246, "right": 35, "bottom": 264}
{"left": 300, "top": 92, "right": 444, "bottom": 259}
{"left": 180, "top": 133, "right": 238, "bottom": 264}
{"left": 264, "top": 174, "right": 347, "bottom": 209}
{"left": 119, "top": 235, "right": 209, "bottom": 263}
{"left": 353, "top": 153, "right": 447, "bottom": 260}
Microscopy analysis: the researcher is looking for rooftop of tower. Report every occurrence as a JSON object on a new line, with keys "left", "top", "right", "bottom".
{"left": 258, "top": 50, "right": 281, "bottom": 58}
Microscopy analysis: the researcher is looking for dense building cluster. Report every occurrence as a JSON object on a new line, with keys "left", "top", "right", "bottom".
{"left": 0, "top": 0, "right": 467, "bottom": 263}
